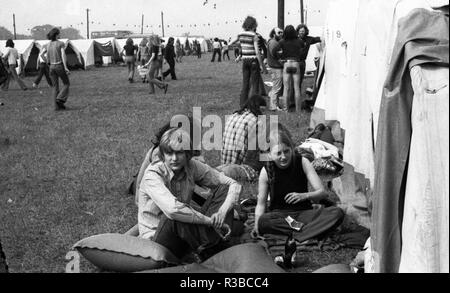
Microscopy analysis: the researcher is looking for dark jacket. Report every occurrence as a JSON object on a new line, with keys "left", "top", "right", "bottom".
{"left": 164, "top": 44, "right": 176, "bottom": 61}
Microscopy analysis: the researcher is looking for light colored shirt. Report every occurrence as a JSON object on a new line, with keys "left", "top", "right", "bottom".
{"left": 3, "top": 47, "right": 19, "bottom": 65}
{"left": 212, "top": 41, "right": 221, "bottom": 50}
{"left": 138, "top": 159, "right": 240, "bottom": 239}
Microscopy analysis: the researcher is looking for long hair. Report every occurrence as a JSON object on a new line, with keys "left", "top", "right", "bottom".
{"left": 236, "top": 95, "right": 266, "bottom": 117}
{"left": 296, "top": 24, "right": 309, "bottom": 37}
{"left": 242, "top": 16, "right": 258, "bottom": 31}
{"left": 265, "top": 125, "right": 296, "bottom": 188}
{"left": 126, "top": 38, "right": 134, "bottom": 46}
{"left": 283, "top": 25, "right": 298, "bottom": 40}
{"left": 5, "top": 39, "right": 14, "bottom": 48}
{"left": 152, "top": 114, "right": 201, "bottom": 157}
{"left": 47, "top": 28, "right": 60, "bottom": 41}
{"left": 139, "top": 38, "right": 148, "bottom": 47}
{"left": 158, "top": 128, "right": 193, "bottom": 162}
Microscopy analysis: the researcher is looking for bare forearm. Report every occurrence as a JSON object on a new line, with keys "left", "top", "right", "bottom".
{"left": 219, "top": 182, "right": 241, "bottom": 213}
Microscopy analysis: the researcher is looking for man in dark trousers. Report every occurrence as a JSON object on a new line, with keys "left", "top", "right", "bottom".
{"left": 163, "top": 37, "right": 177, "bottom": 80}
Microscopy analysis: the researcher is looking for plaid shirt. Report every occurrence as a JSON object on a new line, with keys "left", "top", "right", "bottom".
{"left": 221, "top": 110, "right": 258, "bottom": 165}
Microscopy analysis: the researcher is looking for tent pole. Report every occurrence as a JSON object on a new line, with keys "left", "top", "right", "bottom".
{"left": 141, "top": 14, "right": 144, "bottom": 35}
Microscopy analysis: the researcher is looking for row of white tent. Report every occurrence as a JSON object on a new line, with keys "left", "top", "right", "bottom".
{"left": 0, "top": 36, "right": 211, "bottom": 74}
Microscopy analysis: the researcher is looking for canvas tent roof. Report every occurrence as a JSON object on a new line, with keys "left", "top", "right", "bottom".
{"left": 0, "top": 39, "right": 40, "bottom": 74}
{"left": 34, "top": 39, "right": 84, "bottom": 69}
{"left": 69, "top": 39, "right": 117, "bottom": 68}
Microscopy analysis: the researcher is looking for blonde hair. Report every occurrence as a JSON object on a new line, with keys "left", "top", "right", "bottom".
{"left": 158, "top": 128, "right": 193, "bottom": 160}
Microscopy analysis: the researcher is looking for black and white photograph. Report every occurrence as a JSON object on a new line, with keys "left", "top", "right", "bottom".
{"left": 0, "top": 0, "right": 448, "bottom": 278}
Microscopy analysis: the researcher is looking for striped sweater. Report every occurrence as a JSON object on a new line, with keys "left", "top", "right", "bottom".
{"left": 238, "top": 31, "right": 257, "bottom": 59}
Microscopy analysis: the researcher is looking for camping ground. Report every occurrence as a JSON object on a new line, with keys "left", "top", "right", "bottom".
{"left": 0, "top": 54, "right": 358, "bottom": 273}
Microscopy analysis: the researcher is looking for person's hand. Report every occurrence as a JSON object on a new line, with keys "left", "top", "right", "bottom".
{"left": 284, "top": 192, "right": 309, "bottom": 205}
{"left": 250, "top": 227, "right": 260, "bottom": 239}
{"left": 65, "top": 68, "right": 70, "bottom": 75}
{"left": 210, "top": 209, "right": 227, "bottom": 229}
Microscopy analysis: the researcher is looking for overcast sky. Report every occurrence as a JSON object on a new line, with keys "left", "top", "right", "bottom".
{"left": 0, "top": 0, "right": 331, "bottom": 39}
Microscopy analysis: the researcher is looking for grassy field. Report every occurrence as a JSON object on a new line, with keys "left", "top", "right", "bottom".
{"left": 0, "top": 54, "right": 357, "bottom": 273}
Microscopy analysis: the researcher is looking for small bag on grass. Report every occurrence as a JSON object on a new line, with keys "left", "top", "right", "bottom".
{"left": 72, "top": 233, "right": 180, "bottom": 272}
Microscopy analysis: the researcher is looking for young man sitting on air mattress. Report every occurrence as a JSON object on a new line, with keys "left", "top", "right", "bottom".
{"left": 137, "top": 128, "right": 242, "bottom": 262}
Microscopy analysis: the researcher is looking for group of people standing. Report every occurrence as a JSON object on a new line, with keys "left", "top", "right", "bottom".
{"left": 1, "top": 27, "right": 71, "bottom": 111}
{"left": 266, "top": 24, "right": 321, "bottom": 112}
{"left": 121, "top": 36, "right": 173, "bottom": 94}
{"left": 229, "top": 16, "right": 321, "bottom": 113}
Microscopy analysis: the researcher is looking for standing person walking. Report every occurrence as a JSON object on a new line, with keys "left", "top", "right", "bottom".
{"left": 32, "top": 45, "right": 53, "bottom": 88}
{"left": 163, "top": 37, "right": 177, "bottom": 80}
{"left": 267, "top": 28, "right": 284, "bottom": 111}
{"left": 1, "top": 39, "right": 28, "bottom": 91}
{"left": 40, "top": 29, "right": 70, "bottom": 110}
{"left": 229, "top": 16, "right": 265, "bottom": 107}
{"left": 144, "top": 35, "right": 168, "bottom": 95}
{"left": 210, "top": 38, "right": 222, "bottom": 62}
{"left": 137, "top": 38, "right": 150, "bottom": 66}
{"left": 121, "top": 38, "right": 138, "bottom": 83}
{"left": 196, "top": 41, "right": 202, "bottom": 59}
{"left": 222, "top": 41, "right": 230, "bottom": 61}
{"left": 175, "top": 39, "right": 183, "bottom": 63}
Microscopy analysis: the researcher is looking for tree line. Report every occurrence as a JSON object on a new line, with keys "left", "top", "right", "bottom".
{"left": 0, "top": 24, "right": 83, "bottom": 40}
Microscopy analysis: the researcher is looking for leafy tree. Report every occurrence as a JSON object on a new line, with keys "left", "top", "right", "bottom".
{"left": 60, "top": 27, "right": 83, "bottom": 40}
{"left": 0, "top": 26, "right": 13, "bottom": 40}
{"left": 31, "top": 24, "right": 55, "bottom": 40}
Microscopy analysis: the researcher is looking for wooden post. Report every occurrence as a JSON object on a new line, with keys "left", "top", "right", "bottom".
{"left": 86, "top": 9, "right": 90, "bottom": 39}
{"left": 278, "top": 0, "right": 284, "bottom": 29}
{"left": 13, "top": 14, "right": 16, "bottom": 40}
{"left": 141, "top": 14, "right": 144, "bottom": 35}
{"left": 161, "top": 11, "right": 165, "bottom": 37}
{"left": 300, "top": 0, "right": 304, "bottom": 24}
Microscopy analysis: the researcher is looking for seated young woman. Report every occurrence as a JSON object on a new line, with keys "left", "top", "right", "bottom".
{"left": 251, "top": 126, "right": 344, "bottom": 243}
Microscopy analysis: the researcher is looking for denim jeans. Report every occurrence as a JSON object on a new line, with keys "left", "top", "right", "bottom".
{"left": 163, "top": 58, "right": 177, "bottom": 80}
{"left": 288, "top": 61, "right": 306, "bottom": 109}
{"left": 152, "top": 185, "right": 233, "bottom": 259}
{"left": 268, "top": 68, "right": 283, "bottom": 110}
{"left": 34, "top": 62, "right": 52, "bottom": 86}
{"left": 240, "top": 58, "right": 261, "bottom": 108}
{"left": 1, "top": 65, "right": 28, "bottom": 90}
{"left": 148, "top": 60, "right": 165, "bottom": 93}
{"left": 258, "top": 206, "right": 344, "bottom": 243}
{"left": 211, "top": 49, "right": 222, "bottom": 62}
{"left": 281, "top": 60, "right": 301, "bottom": 111}
{"left": 49, "top": 64, "right": 70, "bottom": 103}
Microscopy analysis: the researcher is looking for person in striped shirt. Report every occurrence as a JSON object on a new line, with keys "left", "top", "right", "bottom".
{"left": 229, "top": 16, "right": 266, "bottom": 108}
